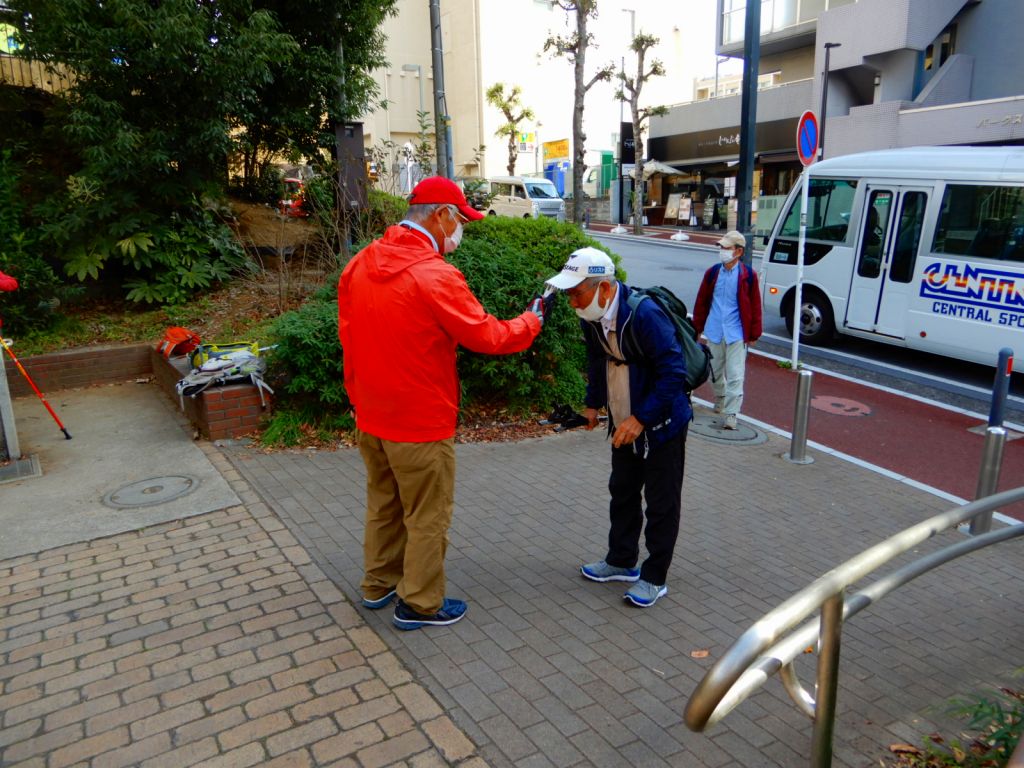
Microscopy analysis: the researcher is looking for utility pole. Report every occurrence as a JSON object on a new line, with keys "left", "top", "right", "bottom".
{"left": 734, "top": 0, "right": 761, "bottom": 265}
{"left": 819, "top": 42, "right": 841, "bottom": 161}
{"left": 429, "top": 0, "right": 453, "bottom": 178}
{"left": 334, "top": 36, "right": 366, "bottom": 259}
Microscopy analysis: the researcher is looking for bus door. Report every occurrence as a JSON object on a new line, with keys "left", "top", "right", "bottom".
{"left": 844, "top": 186, "right": 930, "bottom": 337}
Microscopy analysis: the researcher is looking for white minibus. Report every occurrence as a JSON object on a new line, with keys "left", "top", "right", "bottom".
{"left": 761, "top": 146, "right": 1024, "bottom": 367}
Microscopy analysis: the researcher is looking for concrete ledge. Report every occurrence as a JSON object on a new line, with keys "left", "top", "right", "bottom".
{"left": 150, "top": 348, "right": 272, "bottom": 440}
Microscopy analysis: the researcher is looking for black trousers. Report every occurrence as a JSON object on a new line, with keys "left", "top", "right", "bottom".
{"left": 604, "top": 425, "right": 687, "bottom": 586}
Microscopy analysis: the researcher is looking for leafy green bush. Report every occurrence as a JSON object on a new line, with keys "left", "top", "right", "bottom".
{"left": 0, "top": 149, "right": 69, "bottom": 335}
{"left": 229, "top": 164, "right": 284, "bottom": 206}
{"left": 260, "top": 216, "right": 621, "bottom": 443}
{"left": 450, "top": 216, "right": 623, "bottom": 409}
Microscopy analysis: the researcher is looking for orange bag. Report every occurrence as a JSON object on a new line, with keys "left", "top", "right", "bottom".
{"left": 156, "top": 327, "right": 201, "bottom": 359}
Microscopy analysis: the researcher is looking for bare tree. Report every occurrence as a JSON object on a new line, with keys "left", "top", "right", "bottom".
{"left": 544, "top": 1, "right": 615, "bottom": 224}
{"left": 617, "top": 32, "right": 668, "bottom": 234}
{"left": 485, "top": 83, "right": 535, "bottom": 176}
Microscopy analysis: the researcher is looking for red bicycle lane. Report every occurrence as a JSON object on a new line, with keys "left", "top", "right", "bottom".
{"left": 694, "top": 352, "right": 1024, "bottom": 522}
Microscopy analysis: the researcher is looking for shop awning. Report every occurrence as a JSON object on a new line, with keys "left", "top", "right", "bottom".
{"left": 758, "top": 151, "right": 799, "bottom": 164}
{"left": 628, "top": 160, "right": 683, "bottom": 180}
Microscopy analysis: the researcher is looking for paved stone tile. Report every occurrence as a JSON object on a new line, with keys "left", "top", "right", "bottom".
{"left": 224, "top": 427, "right": 1024, "bottom": 768}
{"left": 0, "top": 469, "right": 479, "bottom": 768}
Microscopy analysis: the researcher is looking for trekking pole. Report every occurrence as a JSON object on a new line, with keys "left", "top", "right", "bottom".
{"left": 0, "top": 330, "right": 71, "bottom": 440}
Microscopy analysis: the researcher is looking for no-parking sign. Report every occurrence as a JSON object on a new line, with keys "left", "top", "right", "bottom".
{"left": 796, "top": 111, "right": 819, "bottom": 167}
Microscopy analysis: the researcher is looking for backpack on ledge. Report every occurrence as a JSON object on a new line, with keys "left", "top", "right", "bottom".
{"left": 625, "top": 286, "right": 713, "bottom": 395}
{"left": 175, "top": 344, "right": 274, "bottom": 409}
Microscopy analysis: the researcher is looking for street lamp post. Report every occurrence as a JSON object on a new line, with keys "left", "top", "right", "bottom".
{"left": 819, "top": 42, "right": 841, "bottom": 161}
{"left": 614, "top": 8, "right": 636, "bottom": 232}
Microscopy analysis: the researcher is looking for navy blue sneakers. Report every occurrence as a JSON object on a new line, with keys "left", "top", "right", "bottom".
{"left": 581, "top": 560, "right": 641, "bottom": 583}
{"left": 393, "top": 597, "right": 467, "bottom": 630}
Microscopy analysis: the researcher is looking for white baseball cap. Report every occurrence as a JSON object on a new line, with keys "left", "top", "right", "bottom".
{"left": 545, "top": 247, "right": 616, "bottom": 290}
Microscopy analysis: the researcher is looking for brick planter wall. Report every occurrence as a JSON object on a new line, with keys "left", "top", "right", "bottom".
{"left": 2, "top": 343, "right": 152, "bottom": 397}
{"left": 1, "top": 342, "right": 271, "bottom": 441}
{"left": 150, "top": 350, "right": 271, "bottom": 440}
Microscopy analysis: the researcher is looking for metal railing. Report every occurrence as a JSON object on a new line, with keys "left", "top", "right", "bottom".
{"left": 684, "top": 486, "right": 1024, "bottom": 767}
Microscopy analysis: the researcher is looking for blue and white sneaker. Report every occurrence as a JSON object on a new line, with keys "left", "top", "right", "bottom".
{"left": 581, "top": 560, "right": 640, "bottom": 583}
{"left": 361, "top": 588, "right": 397, "bottom": 609}
{"left": 393, "top": 597, "right": 467, "bottom": 631}
{"left": 624, "top": 580, "right": 668, "bottom": 607}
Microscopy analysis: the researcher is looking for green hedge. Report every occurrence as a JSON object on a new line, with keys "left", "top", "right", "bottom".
{"left": 264, "top": 216, "right": 624, "bottom": 445}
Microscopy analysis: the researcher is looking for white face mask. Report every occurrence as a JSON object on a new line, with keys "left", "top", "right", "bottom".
{"left": 442, "top": 207, "right": 463, "bottom": 254}
{"left": 574, "top": 284, "right": 607, "bottom": 321}
{"left": 719, "top": 248, "right": 736, "bottom": 265}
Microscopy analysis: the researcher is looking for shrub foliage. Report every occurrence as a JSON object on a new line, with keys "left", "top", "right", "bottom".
{"left": 263, "top": 216, "right": 622, "bottom": 444}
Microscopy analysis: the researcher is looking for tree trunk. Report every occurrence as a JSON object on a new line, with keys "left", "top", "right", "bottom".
{"left": 507, "top": 132, "right": 517, "bottom": 175}
{"left": 571, "top": 6, "right": 588, "bottom": 224}
{"left": 631, "top": 106, "right": 644, "bottom": 235}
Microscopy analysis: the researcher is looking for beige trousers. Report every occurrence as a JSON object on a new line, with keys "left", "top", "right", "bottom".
{"left": 357, "top": 430, "right": 455, "bottom": 615}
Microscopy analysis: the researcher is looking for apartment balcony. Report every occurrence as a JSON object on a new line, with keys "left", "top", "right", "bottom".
{"left": 816, "top": 0, "right": 979, "bottom": 71}
{"left": 649, "top": 78, "right": 813, "bottom": 165}
{"left": 718, "top": 0, "right": 856, "bottom": 58}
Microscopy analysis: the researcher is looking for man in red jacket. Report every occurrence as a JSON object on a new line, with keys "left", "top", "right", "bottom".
{"left": 0, "top": 269, "right": 17, "bottom": 292}
{"left": 338, "top": 176, "right": 546, "bottom": 631}
{"left": 692, "top": 230, "right": 762, "bottom": 430}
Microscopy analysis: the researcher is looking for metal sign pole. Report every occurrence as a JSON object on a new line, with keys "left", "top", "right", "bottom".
{"left": 791, "top": 167, "right": 809, "bottom": 369}
{"left": 0, "top": 348, "right": 19, "bottom": 461}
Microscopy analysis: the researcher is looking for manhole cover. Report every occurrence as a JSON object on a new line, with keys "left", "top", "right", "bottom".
{"left": 689, "top": 411, "right": 768, "bottom": 445}
{"left": 102, "top": 475, "right": 199, "bottom": 509}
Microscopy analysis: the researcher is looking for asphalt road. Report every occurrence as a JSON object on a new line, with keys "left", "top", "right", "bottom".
{"left": 591, "top": 232, "right": 1024, "bottom": 426}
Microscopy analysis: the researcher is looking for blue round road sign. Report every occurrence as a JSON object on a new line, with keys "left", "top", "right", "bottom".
{"left": 796, "top": 110, "right": 818, "bottom": 166}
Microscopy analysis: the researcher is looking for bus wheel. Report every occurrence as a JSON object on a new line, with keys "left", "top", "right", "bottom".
{"left": 786, "top": 290, "right": 835, "bottom": 345}
{"left": 487, "top": 210, "right": 497, "bottom": 216}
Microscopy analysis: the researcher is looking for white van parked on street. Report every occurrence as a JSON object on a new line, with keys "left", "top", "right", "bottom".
{"left": 487, "top": 176, "right": 565, "bottom": 222}
{"left": 761, "top": 146, "right": 1024, "bottom": 367}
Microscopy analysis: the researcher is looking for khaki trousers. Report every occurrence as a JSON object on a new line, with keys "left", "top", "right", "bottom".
{"left": 357, "top": 430, "right": 455, "bottom": 615}
{"left": 708, "top": 339, "right": 748, "bottom": 417}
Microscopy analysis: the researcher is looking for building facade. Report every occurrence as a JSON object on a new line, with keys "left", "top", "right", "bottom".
{"left": 361, "top": 0, "right": 697, "bottom": 193}
{"left": 648, "top": 0, "right": 1024, "bottom": 226}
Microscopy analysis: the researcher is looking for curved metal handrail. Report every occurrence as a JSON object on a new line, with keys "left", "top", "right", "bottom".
{"left": 684, "top": 486, "right": 1024, "bottom": 763}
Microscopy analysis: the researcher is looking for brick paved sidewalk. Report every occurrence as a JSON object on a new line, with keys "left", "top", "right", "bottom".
{"left": 0, "top": 447, "right": 487, "bottom": 768}
{"left": 224, "top": 424, "right": 1024, "bottom": 768}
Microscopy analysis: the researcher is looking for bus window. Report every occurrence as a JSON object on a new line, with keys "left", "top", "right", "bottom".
{"left": 932, "top": 184, "right": 1024, "bottom": 260}
{"left": 856, "top": 191, "right": 892, "bottom": 278}
{"left": 890, "top": 191, "right": 927, "bottom": 282}
{"left": 779, "top": 179, "right": 857, "bottom": 242}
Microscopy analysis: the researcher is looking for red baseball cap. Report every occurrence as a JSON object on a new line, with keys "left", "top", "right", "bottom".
{"left": 408, "top": 176, "right": 485, "bottom": 221}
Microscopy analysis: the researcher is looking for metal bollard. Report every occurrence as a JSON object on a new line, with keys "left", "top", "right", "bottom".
{"left": 784, "top": 369, "right": 814, "bottom": 464}
{"left": 969, "top": 426, "right": 1006, "bottom": 535}
{"left": 988, "top": 347, "right": 1013, "bottom": 427}
{"left": 584, "top": 207, "right": 591, "bottom": 229}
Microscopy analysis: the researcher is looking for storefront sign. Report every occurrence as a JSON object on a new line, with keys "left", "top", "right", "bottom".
{"left": 543, "top": 139, "right": 570, "bottom": 163}
{"left": 517, "top": 132, "right": 536, "bottom": 154}
{"left": 648, "top": 117, "right": 798, "bottom": 164}
{"left": 620, "top": 122, "right": 635, "bottom": 164}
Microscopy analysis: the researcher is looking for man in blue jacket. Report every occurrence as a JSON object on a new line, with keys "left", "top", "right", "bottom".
{"left": 545, "top": 247, "right": 691, "bottom": 608}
